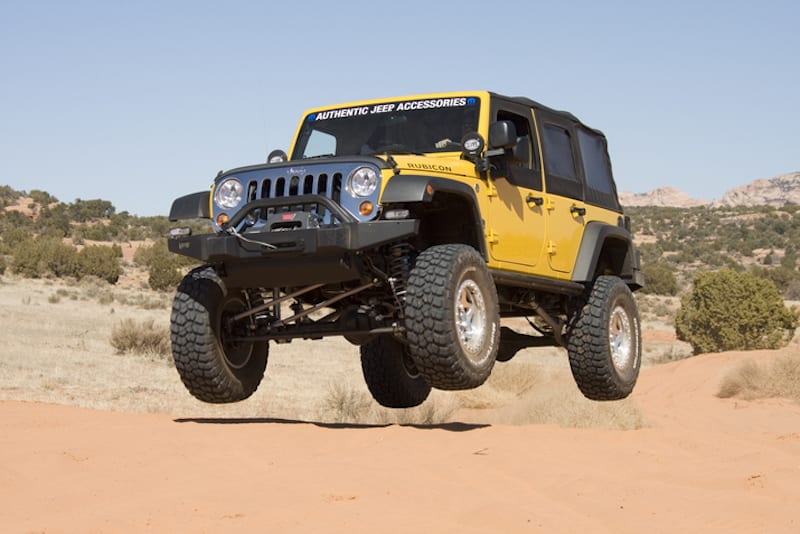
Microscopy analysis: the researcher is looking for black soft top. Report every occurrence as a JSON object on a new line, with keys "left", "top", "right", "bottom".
{"left": 490, "top": 92, "right": 606, "bottom": 138}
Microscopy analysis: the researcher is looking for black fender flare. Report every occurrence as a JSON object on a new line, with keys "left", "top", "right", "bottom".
{"left": 169, "top": 191, "right": 211, "bottom": 222}
{"left": 572, "top": 222, "right": 643, "bottom": 288}
{"left": 380, "top": 175, "right": 487, "bottom": 259}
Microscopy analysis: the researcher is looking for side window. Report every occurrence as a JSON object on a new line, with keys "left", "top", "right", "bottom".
{"left": 541, "top": 123, "right": 583, "bottom": 201}
{"left": 577, "top": 128, "right": 620, "bottom": 210}
{"left": 542, "top": 125, "right": 577, "bottom": 179}
{"left": 303, "top": 130, "right": 336, "bottom": 157}
{"left": 494, "top": 109, "right": 541, "bottom": 190}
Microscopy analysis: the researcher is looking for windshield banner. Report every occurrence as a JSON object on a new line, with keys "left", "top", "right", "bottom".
{"left": 309, "top": 97, "right": 478, "bottom": 121}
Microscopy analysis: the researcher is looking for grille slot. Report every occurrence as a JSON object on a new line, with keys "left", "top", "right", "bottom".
{"left": 255, "top": 172, "right": 344, "bottom": 225}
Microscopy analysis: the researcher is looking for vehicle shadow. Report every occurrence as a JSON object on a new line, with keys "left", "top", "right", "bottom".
{"left": 173, "top": 417, "right": 489, "bottom": 432}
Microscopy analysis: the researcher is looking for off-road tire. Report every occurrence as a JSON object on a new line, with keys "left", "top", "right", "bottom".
{"left": 360, "top": 335, "right": 431, "bottom": 408}
{"left": 171, "top": 266, "right": 268, "bottom": 403}
{"left": 405, "top": 244, "right": 500, "bottom": 390}
{"left": 567, "top": 275, "right": 641, "bottom": 400}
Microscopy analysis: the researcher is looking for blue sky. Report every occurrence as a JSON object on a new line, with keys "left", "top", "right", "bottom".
{"left": 1, "top": 0, "right": 798, "bottom": 216}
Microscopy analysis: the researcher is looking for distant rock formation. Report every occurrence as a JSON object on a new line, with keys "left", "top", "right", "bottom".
{"left": 619, "top": 172, "right": 800, "bottom": 208}
{"left": 618, "top": 187, "right": 707, "bottom": 208}
{"left": 712, "top": 172, "right": 800, "bottom": 207}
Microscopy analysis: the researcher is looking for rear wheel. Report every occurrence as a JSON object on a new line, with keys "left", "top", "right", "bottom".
{"left": 404, "top": 244, "right": 500, "bottom": 390}
{"left": 567, "top": 275, "right": 641, "bottom": 400}
{"left": 360, "top": 335, "right": 431, "bottom": 408}
{"left": 171, "top": 267, "right": 268, "bottom": 403}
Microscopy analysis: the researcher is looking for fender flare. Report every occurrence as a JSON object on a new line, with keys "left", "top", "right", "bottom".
{"left": 169, "top": 191, "right": 211, "bottom": 221}
{"left": 380, "top": 175, "right": 487, "bottom": 259}
{"left": 572, "top": 222, "right": 643, "bottom": 288}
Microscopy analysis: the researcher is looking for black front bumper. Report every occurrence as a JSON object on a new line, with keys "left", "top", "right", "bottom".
{"left": 169, "top": 217, "right": 418, "bottom": 287}
{"left": 169, "top": 218, "right": 418, "bottom": 262}
{"left": 169, "top": 194, "right": 419, "bottom": 286}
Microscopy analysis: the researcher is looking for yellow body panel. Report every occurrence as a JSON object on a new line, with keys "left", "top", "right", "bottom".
{"left": 290, "top": 91, "right": 624, "bottom": 281}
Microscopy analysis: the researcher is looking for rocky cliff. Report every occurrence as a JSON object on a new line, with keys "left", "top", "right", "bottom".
{"left": 618, "top": 187, "right": 707, "bottom": 208}
{"left": 619, "top": 172, "right": 800, "bottom": 208}
{"left": 712, "top": 172, "right": 800, "bottom": 207}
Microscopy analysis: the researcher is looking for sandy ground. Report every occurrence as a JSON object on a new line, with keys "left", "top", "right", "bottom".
{"left": 1, "top": 277, "right": 800, "bottom": 532}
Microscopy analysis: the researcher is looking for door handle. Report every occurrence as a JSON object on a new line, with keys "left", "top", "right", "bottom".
{"left": 526, "top": 194, "right": 544, "bottom": 206}
{"left": 570, "top": 205, "right": 586, "bottom": 216}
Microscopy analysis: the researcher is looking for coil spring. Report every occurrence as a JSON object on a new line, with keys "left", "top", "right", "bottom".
{"left": 389, "top": 242, "right": 412, "bottom": 299}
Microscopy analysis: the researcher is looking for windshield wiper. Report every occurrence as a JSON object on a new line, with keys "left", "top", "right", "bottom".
{"left": 371, "top": 144, "right": 423, "bottom": 156}
{"left": 380, "top": 153, "right": 401, "bottom": 175}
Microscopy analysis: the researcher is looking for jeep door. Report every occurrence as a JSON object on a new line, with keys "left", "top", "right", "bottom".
{"left": 485, "top": 104, "right": 546, "bottom": 268}
{"left": 536, "top": 112, "right": 588, "bottom": 274}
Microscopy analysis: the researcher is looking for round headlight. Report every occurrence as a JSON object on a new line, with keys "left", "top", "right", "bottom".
{"left": 346, "top": 166, "right": 378, "bottom": 197}
{"left": 215, "top": 178, "right": 243, "bottom": 209}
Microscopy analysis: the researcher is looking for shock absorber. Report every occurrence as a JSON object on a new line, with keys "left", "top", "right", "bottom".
{"left": 388, "top": 241, "right": 412, "bottom": 301}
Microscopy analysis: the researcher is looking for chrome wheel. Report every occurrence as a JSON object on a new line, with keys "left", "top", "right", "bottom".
{"left": 455, "top": 276, "right": 487, "bottom": 359}
{"left": 609, "top": 303, "right": 633, "bottom": 372}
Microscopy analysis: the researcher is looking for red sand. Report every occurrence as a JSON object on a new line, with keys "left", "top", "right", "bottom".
{"left": 2, "top": 350, "right": 799, "bottom": 533}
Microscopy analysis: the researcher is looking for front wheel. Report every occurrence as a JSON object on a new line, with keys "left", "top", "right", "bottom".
{"left": 404, "top": 244, "right": 500, "bottom": 390}
{"left": 566, "top": 275, "right": 641, "bottom": 400}
{"left": 171, "top": 267, "right": 268, "bottom": 404}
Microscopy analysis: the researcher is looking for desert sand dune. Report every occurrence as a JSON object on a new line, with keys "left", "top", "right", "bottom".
{"left": 2, "top": 348, "right": 799, "bottom": 533}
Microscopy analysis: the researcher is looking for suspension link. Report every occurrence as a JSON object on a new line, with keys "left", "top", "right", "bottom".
{"left": 231, "top": 283, "right": 324, "bottom": 322}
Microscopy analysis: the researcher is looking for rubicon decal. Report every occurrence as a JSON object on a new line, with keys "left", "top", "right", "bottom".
{"left": 407, "top": 162, "right": 453, "bottom": 172}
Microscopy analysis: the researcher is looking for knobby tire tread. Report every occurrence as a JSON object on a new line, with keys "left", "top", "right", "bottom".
{"left": 360, "top": 335, "right": 431, "bottom": 408}
{"left": 405, "top": 244, "right": 499, "bottom": 390}
{"left": 566, "top": 275, "right": 640, "bottom": 401}
{"left": 171, "top": 267, "right": 267, "bottom": 404}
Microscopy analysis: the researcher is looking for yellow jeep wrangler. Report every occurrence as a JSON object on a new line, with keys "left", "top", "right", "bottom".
{"left": 168, "top": 91, "right": 644, "bottom": 407}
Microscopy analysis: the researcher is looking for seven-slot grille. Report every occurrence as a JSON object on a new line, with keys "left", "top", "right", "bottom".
{"left": 244, "top": 171, "right": 344, "bottom": 225}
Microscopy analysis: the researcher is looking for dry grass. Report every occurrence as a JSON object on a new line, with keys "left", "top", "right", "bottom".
{"left": 646, "top": 344, "right": 693, "bottom": 365}
{"left": 503, "top": 388, "right": 645, "bottom": 430}
{"left": 321, "top": 382, "right": 373, "bottom": 423}
{"left": 717, "top": 351, "right": 800, "bottom": 402}
{"left": 318, "top": 383, "right": 459, "bottom": 426}
{"left": 110, "top": 318, "right": 170, "bottom": 358}
{"left": 0, "top": 275, "right": 647, "bottom": 429}
{"left": 457, "top": 362, "right": 645, "bottom": 430}
{"left": 455, "top": 359, "right": 541, "bottom": 409}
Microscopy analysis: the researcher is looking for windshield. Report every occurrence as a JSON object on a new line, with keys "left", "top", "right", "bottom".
{"left": 292, "top": 96, "right": 481, "bottom": 158}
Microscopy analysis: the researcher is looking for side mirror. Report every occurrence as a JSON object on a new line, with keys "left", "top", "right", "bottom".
{"left": 488, "top": 121, "right": 517, "bottom": 149}
{"left": 267, "top": 149, "right": 288, "bottom": 164}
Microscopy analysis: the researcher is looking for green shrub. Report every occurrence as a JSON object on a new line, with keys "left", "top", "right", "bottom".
{"left": 0, "top": 185, "right": 21, "bottom": 207}
{"left": 12, "top": 237, "right": 78, "bottom": 278}
{"left": 0, "top": 255, "right": 6, "bottom": 275}
{"left": 11, "top": 237, "right": 120, "bottom": 283}
{"left": 29, "top": 189, "right": 58, "bottom": 206}
{"left": 640, "top": 262, "right": 678, "bottom": 296}
{"left": 67, "top": 198, "right": 115, "bottom": 222}
{"left": 77, "top": 245, "right": 122, "bottom": 284}
{"left": 147, "top": 253, "right": 183, "bottom": 291}
{"left": 675, "top": 269, "right": 798, "bottom": 355}
{"left": 750, "top": 265, "right": 800, "bottom": 296}
{"left": 136, "top": 240, "right": 193, "bottom": 291}
{"left": 0, "top": 225, "right": 32, "bottom": 255}
{"left": 11, "top": 239, "right": 42, "bottom": 277}
{"left": 785, "top": 280, "right": 800, "bottom": 301}
{"left": 36, "top": 204, "right": 71, "bottom": 238}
